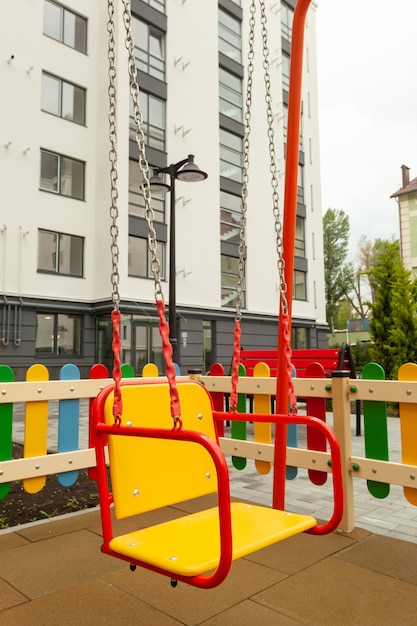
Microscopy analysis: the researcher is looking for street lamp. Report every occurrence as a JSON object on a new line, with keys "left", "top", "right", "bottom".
{"left": 149, "top": 155, "right": 208, "bottom": 367}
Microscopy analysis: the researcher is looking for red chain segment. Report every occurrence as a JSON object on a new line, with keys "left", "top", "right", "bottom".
{"left": 111, "top": 309, "right": 122, "bottom": 423}
{"left": 156, "top": 299, "right": 181, "bottom": 422}
{"left": 230, "top": 321, "right": 241, "bottom": 412}
{"left": 281, "top": 313, "right": 297, "bottom": 412}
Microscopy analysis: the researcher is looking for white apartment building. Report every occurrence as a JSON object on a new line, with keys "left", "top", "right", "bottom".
{"left": 1, "top": 0, "right": 326, "bottom": 380}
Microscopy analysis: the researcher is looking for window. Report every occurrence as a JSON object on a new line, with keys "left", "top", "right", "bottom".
{"left": 43, "top": 1, "right": 87, "bottom": 53}
{"left": 132, "top": 17, "right": 165, "bottom": 81}
{"left": 295, "top": 216, "right": 306, "bottom": 257}
{"left": 220, "top": 191, "right": 241, "bottom": 244}
{"left": 292, "top": 327, "right": 308, "bottom": 349}
{"left": 141, "top": 0, "right": 165, "bottom": 11}
{"left": 221, "top": 254, "right": 245, "bottom": 308}
{"left": 36, "top": 313, "right": 82, "bottom": 355}
{"left": 219, "top": 68, "right": 243, "bottom": 122}
{"left": 38, "top": 229, "right": 84, "bottom": 277}
{"left": 129, "top": 160, "right": 165, "bottom": 222}
{"left": 129, "top": 93, "right": 165, "bottom": 150}
{"left": 203, "top": 320, "right": 215, "bottom": 374}
{"left": 128, "top": 235, "right": 165, "bottom": 279}
{"left": 282, "top": 51, "right": 290, "bottom": 91}
{"left": 218, "top": 9, "right": 242, "bottom": 63}
{"left": 40, "top": 150, "right": 85, "bottom": 200}
{"left": 42, "top": 72, "right": 86, "bottom": 125}
{"left": 220, "top": 129, "right": 243, "bottom": 183}
{"left": 281, "top": 3, "right": 294, "bottom": 43}
{"left": 283, "top": 103, "right": 288, "bottom": 141}
{"left": 294, "top": 270, "right": 307, "bottom": 300}
{"left": 298, "top": 164, "right": 304, "bottom": 203}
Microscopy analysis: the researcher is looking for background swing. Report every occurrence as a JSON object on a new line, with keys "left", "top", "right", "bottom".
{"left": 92, "top": 0, "right": 343, "bottom": 589}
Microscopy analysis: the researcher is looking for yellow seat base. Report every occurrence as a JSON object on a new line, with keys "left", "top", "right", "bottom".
{"left": 109, "top": 502, "right": 316, "bottom": 577}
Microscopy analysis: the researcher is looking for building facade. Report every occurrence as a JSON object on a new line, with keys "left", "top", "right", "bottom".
{"left": 391, "top": 164, "right": 417, "bottom": 276}
{"left": 1, "top": 0, "right": 326, "bottom": 380}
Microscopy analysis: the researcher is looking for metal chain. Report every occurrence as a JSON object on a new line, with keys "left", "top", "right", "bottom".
{"left": 107, "top": 0, "right": 120, "bottom": 310}
{"left": 259, "top": 0, "right": 288, "bottom": 315}
{"left": 235, "top": 0, "right": 256, "bottom": 322}
{"left": 121, "top": 0, "right": 163, "bottom": 301}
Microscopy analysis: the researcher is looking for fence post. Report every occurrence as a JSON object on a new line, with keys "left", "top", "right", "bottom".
{"left": 331, "top": 370, "right": 355, "bottom": 532}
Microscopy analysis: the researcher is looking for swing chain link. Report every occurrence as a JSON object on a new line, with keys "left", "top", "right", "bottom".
{"left": 236, "top": 0, "right": 287, "bottom": 319}
{"left": 235, "top": 0, "right": 256, "bottom": 323}
{"left": 259, "top": 0, "right": 288, "bottom": 316}
{"left": 107, "top": 0, "right": 120, "bottom": 310}
{"left": 121, "top": 0, "right": 164, "bottom": 301}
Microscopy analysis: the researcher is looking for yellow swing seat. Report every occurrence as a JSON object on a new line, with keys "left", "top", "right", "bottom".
{"left": 92, "top": 379, "right": 319, "bottom": 587}
{"left": 109, "top": 503, "right": 316, "bottom": 577}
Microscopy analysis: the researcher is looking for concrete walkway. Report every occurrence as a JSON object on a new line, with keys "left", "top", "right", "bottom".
{"left": 228, "top": 412, "right": 417, "bottom": 546}
{"left": 1, "top": 501, "right": 417, "bottom": 624}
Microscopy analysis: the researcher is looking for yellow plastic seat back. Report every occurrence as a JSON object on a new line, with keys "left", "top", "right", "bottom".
{"left": 102, "top": 380, "right": 219, "bottom": 519}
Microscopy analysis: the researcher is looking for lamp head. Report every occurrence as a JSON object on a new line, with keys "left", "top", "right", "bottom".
{"left": 149, "top": 170, "right": 171, "bottom": 194}
{"left": 176, "top": 155, "right": 208, "bottom": 183}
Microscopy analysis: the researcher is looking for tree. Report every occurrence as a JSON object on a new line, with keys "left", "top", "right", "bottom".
{"left": 346, "top": 236, "right": 393, "bottom": 318}
{"left": 389, "top": 263, "right": 417, "bottom": 377}
{"left": 322, "top": 209, "right": 354, "bottom": 330}
{"left": 369, "top": 240, "right": 401, "bottom": 378}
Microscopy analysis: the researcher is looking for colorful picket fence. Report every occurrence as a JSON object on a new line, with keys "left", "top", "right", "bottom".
{"left": 0, "top": 362, "right": 143, "bottom": 498}
{"left": 2, "top": 359, "right": 417, "bottom": 533}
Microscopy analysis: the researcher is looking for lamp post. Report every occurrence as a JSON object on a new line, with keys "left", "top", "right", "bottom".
{"left": 149, "top": 155, "right": 207, "bottom": 366}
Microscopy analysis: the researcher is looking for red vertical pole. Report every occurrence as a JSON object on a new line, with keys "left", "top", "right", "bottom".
{"left": 273, "top": 0, "right": 312, "bottom": 509}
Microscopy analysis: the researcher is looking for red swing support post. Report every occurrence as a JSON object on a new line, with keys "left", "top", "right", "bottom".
{"left": 273, "top": 0, "right": 313, "bottom": 510}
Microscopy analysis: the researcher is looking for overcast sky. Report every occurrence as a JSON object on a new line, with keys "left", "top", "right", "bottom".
{"left": 315, "top": 0, "right": 417, "bottom": 258}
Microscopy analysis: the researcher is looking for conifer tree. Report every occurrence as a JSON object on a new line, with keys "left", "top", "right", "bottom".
{"left": 389, "top": 263, "right": 417, "bottom": 377}
{"left": 368, "top": 240, "right": 400, "bottom": 378}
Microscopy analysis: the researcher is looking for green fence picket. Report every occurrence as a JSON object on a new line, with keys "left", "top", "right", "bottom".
{"left": 0, "top": 365, "right": 14, "bottom": 499}
{"left": 362, "top": 362, "right": 390, "bottom": 499}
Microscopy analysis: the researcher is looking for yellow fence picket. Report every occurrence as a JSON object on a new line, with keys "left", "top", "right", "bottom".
{"left": 253, "top": 362, "right": 272, "bottom": 475}
{"left": 398, "top": 363, "right": 417, "bottom": 505}
{"left": 23, "top": 364, "right": 49, "bottom": 494}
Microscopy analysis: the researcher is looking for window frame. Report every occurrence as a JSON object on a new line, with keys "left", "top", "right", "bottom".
{"left": 37, "top": 228, "right": 84, "bottom": 278}
{"left": 129, "top": 92, "right": 165, "bottom": 151}
{"left": 218, "top": 8, "right": 242, "bottom": 63}
{"left": 295, "top": 216, "right": 306, "bottom": 258}
{"left": 35, "top": 312, "right": 82, "bottom": 356}
{"left": 281, "top": 2, "right": 294, "bottom": 43}
{"left": 220, "top": 190, "right": 242, "bottom": 244}
{"left": 41, "top": 71, "right": 86, "bottom": 125}
{"left": 220, "top": 129, "right": 243, "bottom": 183}
{"left": 129, "top": 160, "right": 165, "bottom": 222}
{"left": 131, "top": 17, "right": 165, "bottom": 81}
{"left": 40, "top": 149, "right": 85, "bottom": 200}
{"left": 43, "top": 0, "right": 87, "bottom": 54}
{"left": 128, "top": 235, "right": 166, "bottom": 280}
{"left": 293, "top": 269, "right": 307, "bottom": 301}
{"left": 221, "top": 253, "right": 245, "bottom": 309}
{"left": 219, "top": 67, "right": 243, "bottom": 123}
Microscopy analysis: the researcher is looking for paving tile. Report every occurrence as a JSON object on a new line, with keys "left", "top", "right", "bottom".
{"left": 0, "top": 530, "right": 30, "bottom": 552}
{"left": 337, "top": 534, "right": 417, "bottom": 585}
{"left": 104, "top": 556, "right": 286, "bottom": 626}
{"left": 0, "top": 529, "right": 124, "bottom": 599}
{"left": 244, "top": 530, "right": 356, "bottom": 575}
{"left": 252, "top": 556, "right": 417, "bottom": 625}
{"left": 0, "top": 578, "right": 28, "bottom": 611}
{"left": 200, "top": 599, "right": 300, "bottom": 625}
{"left": 0, "top": 578, "right": 181, "bottom": 625}
{"left": 15, "top": 508, "right": 102, "bottom": 542}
